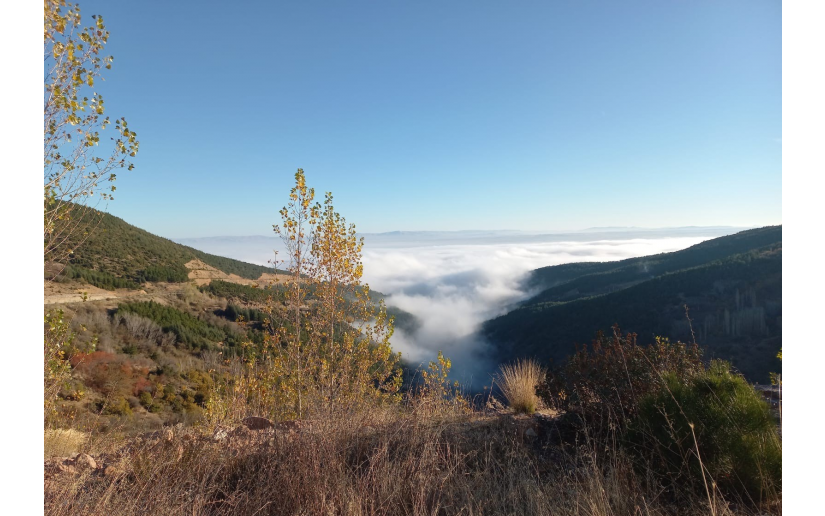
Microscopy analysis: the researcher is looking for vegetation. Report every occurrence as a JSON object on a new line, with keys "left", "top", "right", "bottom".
{"left": 200, "top": 279, "right": 279, "bottom": 303}
{"left": 46, "top": 406, "right": 719, "bottom": 516}
{"left": 135, "top": 264, "right": 190, "bottom": 283}
{"left": 485, "top": 238, "right": 782, "bottom": 382}
{"left": 45, "top": 310, "right": 76, "bottom": 424}
{"left": 44, "top": 0, "right": 139, "bottom": 269}
{"left": 632, "top": 361, "right": 782, "bottom": 503}
{"left": 207, "top": 171, "right": 403, "bottom": 423}
{"left": 222, "top": 304, "right": 268, "bottom": 324}
{"left": 117, "top": 301, "right": 230, "bottom": 351}
{"left": 496, "top": 359, "right": 545, "bottom": 414}
{"left": 525, "top": 225, "right": 782, "bottom": 298}
{"left": 42, "top": 193, "right": 782, "bottom": 516}
{"left": 543, "top": 327, "right": 705, "bottom": 430}
{"left": 61, "top": 264, "right": 140, "bottom": 290}
{"left": 50, "top": 206, "right": 283, "bottom": 286}
{"left": 537, "top": 328, "right": 780, "bottom": 508}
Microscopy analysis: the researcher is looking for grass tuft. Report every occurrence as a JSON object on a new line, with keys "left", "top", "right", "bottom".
{"left": 45, "top": 429, "right": 87, "bottom": 458}
{"left": 496, "top": 359, "right": 546, "bottom": 414}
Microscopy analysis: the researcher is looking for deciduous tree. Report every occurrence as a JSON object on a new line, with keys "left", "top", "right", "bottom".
{"left": 44, "top": 0, "right": 139, "bottom": 269}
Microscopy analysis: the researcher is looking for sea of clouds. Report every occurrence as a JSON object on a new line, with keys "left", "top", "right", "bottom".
{"left": 176, "top": 227, "right": 743, "bottom": 385}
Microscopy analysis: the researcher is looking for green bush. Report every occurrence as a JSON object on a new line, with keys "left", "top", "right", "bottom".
{"left": 101, "top": 397, "right": 133, "bottom": 416}
{"left": 136, "top": 264, "right": 190, "bottom": 283}
{"left": 200, "top": 280, "right": 282, "bottom": 303}
{"left": 138, "top": 391, "right": 161, "bottom": 413}
{"left": 64, "top": 265, "right": 140, "bottom": 290}
{"left": 117, "top": 301, "right": 229, "bottom": 350}
{"left": 630, "top": 360, "right": 781, "bottom": 503}
{"left": 224, "top": 303, "right": 268, "bottom": 324}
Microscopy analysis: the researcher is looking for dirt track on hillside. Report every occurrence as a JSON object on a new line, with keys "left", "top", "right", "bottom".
{"left": 43, "top": 261, "right": 291, "bottom": 306}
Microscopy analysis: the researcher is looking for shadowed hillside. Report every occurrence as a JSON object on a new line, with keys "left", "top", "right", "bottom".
{"left": 484, "top": 227, "right": 782, "bottom": 382}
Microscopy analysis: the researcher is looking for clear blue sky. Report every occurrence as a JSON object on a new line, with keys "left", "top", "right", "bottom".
{"left": 82, "top": 0, "right": 781, "bottom": 238}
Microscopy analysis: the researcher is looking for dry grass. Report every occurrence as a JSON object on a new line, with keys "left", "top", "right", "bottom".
{"left": 42, "top": 413, "right": 627, "bottom": 515}
{"left": 43, "top": 404, "right": 771, "bottom": 516}
{"left": 496, "top": 359, "right": 547, "bottom": 414}
{"left": 44, "top": 428, "right": 88, "bottom": 458}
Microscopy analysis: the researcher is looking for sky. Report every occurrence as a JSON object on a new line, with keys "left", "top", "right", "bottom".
{"left": 80, "top": 0, "right": 781, "bottom": 238}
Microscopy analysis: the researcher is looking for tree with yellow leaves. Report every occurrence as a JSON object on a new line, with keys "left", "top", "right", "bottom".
{"left": 208, "top": 170, "right": 402, "bottom": 423}
{"left": 44, "top": 0, "right": 138, "bottom": 424}
{"left": 44, "top": 0, "right": 139, "bottom": 269}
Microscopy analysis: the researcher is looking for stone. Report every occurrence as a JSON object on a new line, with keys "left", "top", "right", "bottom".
{"left": 57, "top": 463, "right": 78, "bottom": 475}
{"left": 525, "top": 427, "right": 538, "bottom": 438}
{"left": 212, "top": 427, "right": 229, "bottom": 441}
{"left": 74, "top": 453, "right": 97, "bottom": 470}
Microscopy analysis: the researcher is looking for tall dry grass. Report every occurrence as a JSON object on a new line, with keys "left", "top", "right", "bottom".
{"left": 496, "top": 359, "right": 546, "bottom": 414}
{"left": 45, "top": 405, "right": 738, "bottom": 516}
{"left": 44, "top": 429, "right": 88, "bottom": 457}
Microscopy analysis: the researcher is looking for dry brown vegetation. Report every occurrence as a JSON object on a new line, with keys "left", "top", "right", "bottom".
{"left": 44, "top": 402, "right": 764, "bottom": 516}
{"left": 496, "top": 359, "right": 546, "bottom": 415}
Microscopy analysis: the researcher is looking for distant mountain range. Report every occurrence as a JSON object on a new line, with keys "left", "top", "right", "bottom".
{"left": 482, "top": 226, "right": 782, "bottom": 382}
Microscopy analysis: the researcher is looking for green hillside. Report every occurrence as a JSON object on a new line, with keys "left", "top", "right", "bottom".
{"left": 484, "top": 227, "right": 782, "bottom": 382}
{"left": 50, "top": 207, "right": 279, "bottom": 286}
{"left": 524, "top": 226, "right": 781, "bottom": 303}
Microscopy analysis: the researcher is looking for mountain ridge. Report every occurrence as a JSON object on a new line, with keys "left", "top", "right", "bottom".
{"left": 483, "top": 226, "right": 782, "bottom": 382}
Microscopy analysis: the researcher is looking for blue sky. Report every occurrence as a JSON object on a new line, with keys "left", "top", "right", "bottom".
{"left": 81, "top": 0, "right": 781, "bottom": 238}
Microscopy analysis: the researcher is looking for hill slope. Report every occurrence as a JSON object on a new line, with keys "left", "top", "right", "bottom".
{"left": 484, "top": 227, "right": 782, "bottom": 382}
{"left": 51, "top": 208, "right": 281, "bottom": 286}
{"left": 522, "top": 226, "right": 782, "bottom": 303}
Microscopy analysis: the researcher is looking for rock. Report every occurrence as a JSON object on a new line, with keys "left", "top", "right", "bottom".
{"left": 57, "top": 463, "right": 78, "bottom": 475}
{"left": 163, "top": 428, "right": 174, "bottom": 441}
{"left": 525, "top": 427, "right": 538, "bottom": 438}
{"left": 242, "top": 416, "right": 275, "bottom": 430}
{"left": 486, "top": 396, "right": 506, "bottom": 412}
{"left": 212, "top": 427, "right": 229, "bottom": 441}
{"left": 74, "top": 453, "right": 97, "bottom": 470}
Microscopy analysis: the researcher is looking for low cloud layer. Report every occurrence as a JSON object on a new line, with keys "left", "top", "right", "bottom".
{"left": 361, "top": 236, "right": 718, "bottom": 385}
{"left": 176, "top": 227, "right": 743, "bottom": 386}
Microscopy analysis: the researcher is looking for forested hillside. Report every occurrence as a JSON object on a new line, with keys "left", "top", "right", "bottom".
{"left": 48, "top": 207, "right": 280, "bottom": 286}
{"left": 523, "top": 226, "right": 781, "bottom": 301}
{"left": 485, "top": 227, "right": 782, "bottom": 382}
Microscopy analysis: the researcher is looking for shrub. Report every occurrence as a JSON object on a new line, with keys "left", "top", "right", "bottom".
{"left": 496, "top": 359, "right": 546, "bottom": 414}
{"left": 45, "top": 310, "right": 75, "bottom": 424}
{"left": 63, "top": 265, "right": 140, "bottom": 290}
{"left": 412, "top": 351, "right": 469, "bottom": 416}
{"left": 117, "top": 301, "right": 229, "bottom": 350}
{"left": 544, "top": 326, "right": 704, "bottom": 431}
{"left": 136, "top": 264, "right": 190, "bottom": 283}
{"left": 630, "top": 360, "right": 781, "bottom": 503}
{"left": 44, "top": 429, "right": 87, "bottom": 458}
{"left": 101, "top": 396, "right": 133, "bottom": 416}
